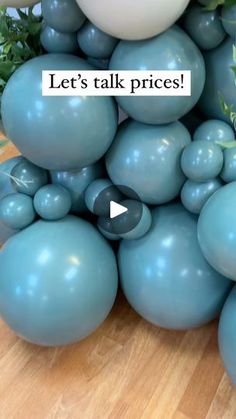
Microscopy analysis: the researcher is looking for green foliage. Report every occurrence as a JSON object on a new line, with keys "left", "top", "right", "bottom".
{"left": 204, "top": 0, "right": 236, "bottom": 11}
{"left": 0, "top": 7, "right": 43, "bottom": 96}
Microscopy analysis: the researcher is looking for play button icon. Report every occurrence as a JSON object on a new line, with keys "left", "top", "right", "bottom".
{"left": 110, "top": 201, "right": 128, "bottom": 219}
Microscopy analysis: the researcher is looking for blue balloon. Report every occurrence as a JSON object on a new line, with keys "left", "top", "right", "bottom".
{"left": 221, "top": 148, "right": 236, "bottom": 183}
{"left": 106, "top": 120, "right": 191, "bottom": 205}
{"left": 50, "top": 161, "right": 105, "bottom": 213}
{"left": 42, "top": 0, "right": 85, "bottom": 33}
{"left": 0, "top": 193, "right": 36, "bottom": 230}
{"left": 119, "top": 204, "right": 232, "bottom": 330}
{"left": 0, "top": 156, "right": 23, "bottom": 198}
{"left": 1, "top": 54, "right": 118, "bottom": 171}
{"left": 11, "top": 160, "right": 48, "bottom": 197}
{"left": 119, "top": 201, "right": 152, "bottom": 240}
{"left": 193, "top": 119, "right": 235, "bottom": 144}
{"left": 78, "top": 21, "right": 118, "bottom": 59}
{"left": 198, "top": 37, "right": 235, "bottom": 123}
{"left": 198, "top": 182, "right": 236, "bottom": 281}
{"left": 40, "top": 26, "right": 78, "bottom": 54}
{"left": 221, "top": 5, "right": 236, "bottom": 38}
{"left": 85, "top": 178, "right": 122, "bottom": 216}
{"left": 219, "top": 285, "right": 236, "bottom": 386}
{"left": 181, "top": 178, "right": 223, "bottom": 214}
{"left": 34, "top": 184, "right": 72, "bottom": 220}
{"left": 0, "top": 216, "right": 118, "bottom": 346}
{"left": 183, "top": 5, "right": 225, "bottom": 50}
{"left": 109, "top": 25, "right": 205, "bottom": 125}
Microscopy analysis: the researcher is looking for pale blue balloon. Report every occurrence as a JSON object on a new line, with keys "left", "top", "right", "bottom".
{"left": 34, "top": 184, "right": 72, "bottom": 220}
{"left": 0, "top": 193, "right": 36, "bottom": 230}
{"left": 221, "top": 148, "right": 236, "bottom": 183}
{"left": 193, "top": 119, "right": 235, "bottom": 144}
{"left": 181, "top": 178, "right": 223, "bottom": 214}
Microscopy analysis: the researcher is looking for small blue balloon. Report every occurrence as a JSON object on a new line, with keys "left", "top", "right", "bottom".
{"left": 119, "top": 201, "right": 152, "bottom": 240}
{"left": 0, "top": 193, "right": 36, "bottom": 230}
{"left": 42, "top": 0, "right": 85, "bottom": 33}
{"left": 85, "top": 178, "right": 122, "bottom": 216}
{"left": 34, "top": 184, "right": 72, "bottom": 220}
{"left": 221, "top": 148, "right": 236, "bottom": 183}
{"left": 181, "top": 140, "right": 223, "bottom": 182}
{"left": 193, "top": 119, "right": 235, "bottom": 145}
{"left": 78, "top": 21, "right": 118, "bottom": 59}
{"left": 0, "top": 156, "right": 23, "bottom": 198}
{"left": 11, "top": 160, "right": 48, "bottom": 196}
{"left": 221, "top": 4, "right": 236, "bottom": 38}
{"left": 181, "top": 178, "right": 223, "bottom": 214}
{"left": 40, "top": 26, "right": 78, "bottom": 54}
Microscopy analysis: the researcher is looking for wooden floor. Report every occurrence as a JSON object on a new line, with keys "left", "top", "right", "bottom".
{"left": 0, "top": 135, "right": 236, "bottom": 419}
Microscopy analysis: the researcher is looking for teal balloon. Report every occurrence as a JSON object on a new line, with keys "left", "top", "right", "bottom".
{"left": 34, "top": 185, "right": 72, "bottom": 220}
{"left": 109, "top": 25, "right": 205, "bottom": 125}
{"left": 119, "top": 204, "right": 232, "bottom": 330}
{"left": 198, "top": 37, "right": 235, "bottom": 123}
{"left": 42, "top": 0, "right": 85, "bottom": 33}
{"left": 193, "top": 119, "right": 235, "bottom": 144}
{"left": 87, "top": 57, "right": 109, "bottom": 70}
{"left": 181, "top": 140, "right": 223, "bottom": 182}
{"left": 221, "top": 148, "right": 236, "bottom": 183}
{"left": 219, "top": 286, "right": 236, "bottom": 386}
{"left": 0, "top": 216, "right": 118, "bottom": 346}
{"left": 119, "top": 201, "right": 152, "bottom": 240}
{"left": 1, "top": 54, "right": 118, "bottom": 171}
{"left": 97, "top": 217, "right": 120, "bottom": 241}
{"left": 11, "top": 160, "right": 48, "bottom": 196}
{"left": 40, "top": 26, "right": 78, "bottom": 54}
{"left": 0, "top": 156, "right": 23, "bottom": 198}
{"left": 85, "top": 178, "right": 122, "bottom": 216}
{"left": 198, "top": 182, "right": 236, "bottom": 280}
{"left": 181, "top": 178, "right": 223, "bottom": 214}
{"left": 50, "top": 161, "right": 105, "bottom": 213}
{"left": 78, "top": 21, "right": 118, "bottom": 59}
{"left": 183, "top": 5, "right": 225, "bottom": 50}
{"left": 221, "top": 5, "right": 236, "bottom": 38}
{"left": 106, "top": 120, "right": 191, "bottom": 205}
{"left": 0, "top": 193, "right": 36, "bottom": 230}
{"left": 0, "top": 223, "right": 17, "bottom": 245}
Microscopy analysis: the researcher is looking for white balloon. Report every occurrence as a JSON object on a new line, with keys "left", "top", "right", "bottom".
{"left": 0, "top": 0, "right": 38, "bottom": 6}
{"left": 76, "top": 0, "right": 190, "bottom": 40}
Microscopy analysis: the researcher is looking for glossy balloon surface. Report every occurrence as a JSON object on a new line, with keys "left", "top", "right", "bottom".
{"left": 181, "top": 140, "right": 223, "bottom": 182}
{"left": 0, "top": 223, "right": 17, "bottom": 245}
{"left": 199, "top": 37, "right": 235, "bottom": 123}
{"left": 181, "top": 178, "right": 223, "bottom": 214}
{"left": 193, "top": 119, "right": 235, "bottom": 144}
{"left": 0, "top": 216, "right": 118, "bottom": 346}
{"left": 106, "top": 120, "right": 191, "bottom": 205}
{"left": 109, "top": 26, "right": 205, "bottom": 125}
{"left": 221, "top": 5, "right": 236, "bottom": 38}
{"left": 34, "top": 185, "right": 72, "bottom": 220}
{"left": 40, "top": 26, "right": 78, "bottom": 54}
{"left": 78, "top": 22, "right": 118, "bottom": 59}
{"left": 0, "top": 193, "right": 36, "bottom": 230}
{"left": 221, "top": 148, "right": 236, "bottom": 183}
{"left": 119, "top": 202, "right": 152, "bottom": 240}
{"left": 198, "top": 182, "right": 236, "bottom": 281}
{"left": 42, "top": 0, "right": 85, "bottom": 33}
{"left": 1, "top": 54, "right": 118, "bottom": 171}
{"left": 50, "top": 161, "right": 105, "bottom": 213}
{"left": 119, "top": 204, "right": 231, "bottom": 330}
{"left": 76, "top": 0, "right": 190, "bottom": 41}
{"left": 219, "top": 286, "right": 236, "bottom": 386}
{"left": 0, "top": 156, "right": 23, "bottom": 199}
{"left": 11, "top": 160, "right": 48, "bottom": 196}
{"left": 183, "top": 5, "right": 225, "bottom": 50}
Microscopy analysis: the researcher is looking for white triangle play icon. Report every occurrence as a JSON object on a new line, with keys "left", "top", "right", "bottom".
{"left": 110, "top": 201, "right": 128, "bottom": 219}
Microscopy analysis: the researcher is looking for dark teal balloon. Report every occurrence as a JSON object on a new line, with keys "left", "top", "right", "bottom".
{"left": 0, "top": 156, "right": 23, "bottom": 198}
{"left": 219, "top": 285, "right": 236, "bottom": 386}
{"left": 11, "top": 160, "right": 48, "bottom": 197}
{"left": 198, "top": 182, "right": 236, "bottom": 280}
{"left": 181, "top": 178, "right": 223, "bottom": 214}
{"left": 183, "top": 5, "right": 225, "bottom": 50}
{"left": 78, "top": 21, "right": 118, "bottom": 59}
{"left": 0, "top": 193, "right": 36, "bottom": 230}
{"left": 42, "top": 0, "right": 85, "bottom": 33}
{"left": 50, "top": 161, "right": 105, "bottom": 213}
{"left": 0, "top": 216, "right": 118, "bottom": 346}
{"left": 109, "top": 25, "right": 205, "bottom": 125}
{"left": 119, "top": 204, "right": 232, "bottom": 330}
{"left": 119, "top": 201, "right": 152, "bottom": 240}
{"left": 193, "top": 119, "right": 235, "bottom": 144}
{"left": 221, "top": 5, "right": 236, "bottom": 38}
{"left": 198, "top": 37, "right": 235, "bottom": 123}
{"left": 40, "top": 26, "right": 78, "bottom": 54}
{"left": 106, "top": 120, "right": 191, "bottom": 205}
{"left": 97, "top": 217, "right": 120, "bottom": 241}
{"left": 221, "top": 148, "right": 236, "bottom": 183}
{"left": 181, "top": 140, "right": 223, "bottom": 182}
{"left": 34, "top": 184, "right": 72, "bottom": 220}
{"left": 85, "top": 178, "right": 122, "bottom": 216}
{"left": 1, "top": 54, "right": 118, "bottom": 171}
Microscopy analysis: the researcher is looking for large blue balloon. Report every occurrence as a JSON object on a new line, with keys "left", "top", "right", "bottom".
{"left": 219, "top": 285, "right": 236, "bottom": 386}
{"left": 0, "top": 216, "right": 118, "bottom": 346}
{"left": 119, "top": 204, "right": 232, "bottom": 330}
{"left": 109, "top": 25, "right": 205, "bottom": 125}
{"left": 1, "top": 54, "right": 118, "bottom": 171}
{"left": 106, "top": 120, "right": 191, "bottom": 205}
{"left": 198, "top": 182, "right": 236, "bottom": 281}
{"left": 198, "top": 37, "right": 235, "bottom": 123}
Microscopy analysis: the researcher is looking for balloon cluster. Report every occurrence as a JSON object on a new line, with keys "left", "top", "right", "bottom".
{"left": 1, "top": 0, "right": 236, "bottom": 388}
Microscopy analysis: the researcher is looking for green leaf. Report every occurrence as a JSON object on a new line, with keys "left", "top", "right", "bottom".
{"left": 204, "top": 0, "right": 236, "bottom": 10}
{"left": 216, "top": 141, "right": 236, "bottom": 148}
